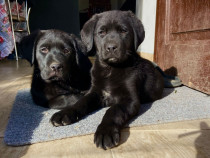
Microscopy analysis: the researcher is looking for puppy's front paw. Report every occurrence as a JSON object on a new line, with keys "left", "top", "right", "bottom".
{"left": 50, "top": 109, "right": 78, "bottom": 127}
{"left": 94, "top": 124, "right": 120, "bottom": 150}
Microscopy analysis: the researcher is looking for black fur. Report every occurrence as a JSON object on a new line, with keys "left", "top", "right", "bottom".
{"left": 50, "top": 11, "right": 164, "bottom": 149}
{"left": 20, "top": 29, "right": 92, "bottom": 109}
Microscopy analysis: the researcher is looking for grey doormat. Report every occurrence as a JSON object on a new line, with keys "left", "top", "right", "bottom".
{"left": 4, "top": 86, "right": 210, "bottom": 146}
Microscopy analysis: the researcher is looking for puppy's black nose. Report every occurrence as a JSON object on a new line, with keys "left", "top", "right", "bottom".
{"left": 106, "top": 44, "right": 117, "bottom": 52}
{"left": 50, "top": 63, "right": 62, "bottom": 71}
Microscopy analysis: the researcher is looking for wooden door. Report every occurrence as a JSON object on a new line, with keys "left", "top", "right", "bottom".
{"left": 154, "top": 0, "right": 210, "bottom": 94}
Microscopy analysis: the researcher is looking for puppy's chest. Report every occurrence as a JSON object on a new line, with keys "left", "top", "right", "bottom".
{"left": 101, "top": 88, "right": 115, "bottom": 107}
{"left": 101, "top": 80, "right": 128, "bottom": 107}
{"left": 44, "top": 83, "right": 76, "bottom": 99}
{"left": 100, "top": 77, "right": 125, "bottom": 107}
{"left": 93, "top": 65, "right": 130, "bottom": 106}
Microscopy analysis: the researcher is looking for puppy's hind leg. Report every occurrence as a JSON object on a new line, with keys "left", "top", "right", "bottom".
{"left": 143, "top": 69, "right": 164, "bottom": 102}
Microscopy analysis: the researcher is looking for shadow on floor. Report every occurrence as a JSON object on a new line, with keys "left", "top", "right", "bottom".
{"left": 118, "top": 128, "right": 131, "bottom": 147}
{"left": 4, "top": 89, "right": 48, "bottom": 147}
{"left": 178, "top": 121, "right": 210, "bottom": 158}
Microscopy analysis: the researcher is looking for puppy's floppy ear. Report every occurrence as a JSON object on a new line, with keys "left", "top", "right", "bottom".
{"left": 80, "top": 14, "right": 98, "bottom": 53}
{"left": 70, "top": 34, "right": 92, "bottom": 73}
{"left": 127, "top": 11, "right": 145, "bottom": 51}
{"left": 19, "top": 30, "right": 41, "bottom": 66}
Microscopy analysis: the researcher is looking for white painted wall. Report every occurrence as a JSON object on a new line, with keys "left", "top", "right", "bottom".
{"left": 136, "top": 0, "right": 157, "bottom": 54}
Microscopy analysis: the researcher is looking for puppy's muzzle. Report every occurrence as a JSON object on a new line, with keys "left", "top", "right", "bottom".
{"left": 106, "top": 43, "right": 118, "bottom": 52}
{"left": 105, "top": 43, "right": 119, "bottom": 63}
{"left": 50, "top": 63, "right": 63, "bottom": 72}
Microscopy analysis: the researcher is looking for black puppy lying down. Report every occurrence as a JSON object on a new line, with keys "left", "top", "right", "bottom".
{"left": 51, "top": 11, "right": 164, "bottom": 149}
{"left": 20, "top": 29, "right": 92, "bottom": 109}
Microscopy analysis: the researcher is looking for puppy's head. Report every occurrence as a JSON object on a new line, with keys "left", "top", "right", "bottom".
{"left": 81, "top": 10, "right": 145, "bottom": 65}
{"left": 20, "top": 29, "right": 91, "bottom": 82}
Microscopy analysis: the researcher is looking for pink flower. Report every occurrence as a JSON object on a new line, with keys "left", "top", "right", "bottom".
{"left": 3, "top": 17, "right": 8, "bottom": 24}
{"left": 0, "top": 5, "right": 6, "bottom": 14}
{"left": 8, "top": 27, "right": 11, "bottom": 33}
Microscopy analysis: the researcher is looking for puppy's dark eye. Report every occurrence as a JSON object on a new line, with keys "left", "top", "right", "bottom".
{"left": 98, "top": 30, "right": 106, "bottom": 36}
{"left": 119, "top": 28, "right": 128, "bottom": 34}
{"left": 40, "top": 47, "right": 49, "bottom": 54}
{"left": 63, "top": 48, "right": 70, "bottom": 54}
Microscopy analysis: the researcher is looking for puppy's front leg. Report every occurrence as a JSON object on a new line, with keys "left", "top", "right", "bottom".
{"left": 50, "top": 92, "right": 101, "bottom": 127}
{"left": 48, "top": 94, "right": 83, "bottom": 109}
{"left": 94, "top": 100, "right": 140, "bottom": 150}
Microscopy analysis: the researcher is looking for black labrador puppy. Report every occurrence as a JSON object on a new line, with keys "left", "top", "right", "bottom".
{"left": 50, "top": 11, "right": 164, "bottom": 149}
{"left": 20, "top": 29, "right": 92, "bottom": 109}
